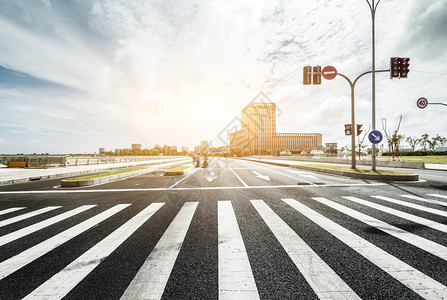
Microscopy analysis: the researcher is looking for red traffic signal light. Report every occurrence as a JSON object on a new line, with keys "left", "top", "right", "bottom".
{"left": 390, "top": 57, "right": 410, "bottom": 79}
{"left": 303, "top": 66, "right": 311, "bottom": 85}
{"left": 400, "top": 58, "right": 410, "bottom": 78}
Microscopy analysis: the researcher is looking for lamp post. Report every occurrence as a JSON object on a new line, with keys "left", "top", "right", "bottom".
{"left": 366, "top": 0, "right": 381, "bottom": 171}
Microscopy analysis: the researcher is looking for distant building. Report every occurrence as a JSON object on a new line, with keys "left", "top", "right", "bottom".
{"left": 168, "top": 146, "right": 177, "bottom": 151}
{"left": 181, "top": 146, "right": 189, "bottom": 153}
{"left": 194, "top": 145, "right": 201, "bottom": 153}
{"left": 115, "top": 149, "right": 122, "bottom": 155}
{"left": 99, "top": 148, "right": 105, "bottom": 155}
{"left": 230, "top": 102, "right": 323, "bottom": 156}
{"left": 131, "top": 144, "right": 142, "bottom": 150}
{"left": 325, "top": 143, "right": 338, "bottom": 156}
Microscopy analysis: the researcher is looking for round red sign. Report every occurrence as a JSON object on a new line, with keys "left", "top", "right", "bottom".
{"left": 322, "top": 66, "right": 337, "bottom": 80}
{"left": 417, "top": 97, "right": 428, "bottom": 109}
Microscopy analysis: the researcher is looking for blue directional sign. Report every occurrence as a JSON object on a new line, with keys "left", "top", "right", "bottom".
{"left": 368, "top": 130, "right": 383, "bottom": 144}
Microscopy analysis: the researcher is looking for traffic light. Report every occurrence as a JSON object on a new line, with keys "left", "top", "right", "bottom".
{"left": 400, "top": 57, "right": 410, "bottom": 78}
{"left": 344, "top": 124, "right": 352, "bottom": 135}
{"left": 357, "top": 124, "right": 363, "bottom": 136}
{"left": 390, "top": 57, "right": 400, "bottom": 78}
{"left": 390, "top": 57, "right": 410, "bottom": 78}
{"left": 303, "top": 66, "right": 311, "bottom": 85}
{"left": 313, "top": 65, "right": 321, "bottom": 85}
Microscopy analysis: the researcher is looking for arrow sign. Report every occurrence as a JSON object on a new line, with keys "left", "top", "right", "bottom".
{"left": 368, "top": 130, "right": 383, "bottom": 144}
{"left": 322, "top": 66, "right": 337, "bottom": 80}
{"left": 205, "top": 171, "right": 218, "bottom": 182}
{"left": 252, "top": 171, "right": 270, "bottom": 181}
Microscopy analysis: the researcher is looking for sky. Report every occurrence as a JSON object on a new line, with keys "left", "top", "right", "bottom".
{"left": 0, "top": 0, "right": 446, "bottom": 154}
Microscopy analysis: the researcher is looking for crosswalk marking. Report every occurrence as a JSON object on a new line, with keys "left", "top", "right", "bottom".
{"left": 372, "top": 195, "right": 447, "bottom": 217}
{"left": 251, "top": 200, "right": 359, "bottom": 300}
{"left": 400, "top": 194, "right": 447, "bottom": 208}
{"left": 313, "top": 197, "right": 447, "bottom": 261}
{"left": 218, "top": 201, "right": 259, "bottom": 300}
{"left": 0, "top": 206, "right": 61, "bottom": 228}
{"left": 343, "top": 196, "right": 447, "bottom": 234}
{"left": 282, "top": 198, "right": 447, "bottom": 299}
{"left": 0, "top": 207, "right": 26, "bottom": 216}
{"left": 121, "top": 202, "right": 198, "bottom": 300}
{"left": 0, "top": 204, "right": 129, "bottom": 280}
{"left": 427, "top": 194, "right": 447, "bottom": 200}
{"left": 24, "top": 203, "right": 164, "bottom": 299}
{"left": 0, "top": 205, "right": 96, "bottom": 247}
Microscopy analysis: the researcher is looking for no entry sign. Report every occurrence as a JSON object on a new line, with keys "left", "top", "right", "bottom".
{"left": 322, "top": 66, "right": 337, "bottom": 80}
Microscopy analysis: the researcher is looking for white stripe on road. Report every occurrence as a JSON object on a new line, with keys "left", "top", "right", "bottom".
{"left": 218, "top": 201, "right": 259, "bottom": 300}
{"left": 0, "top": 207, "right": 26, "bottom": 216}
{"left": 427, "top": 194, "right": 447, "bottom": 200}
{"left": 282, "top": 198, "right": 447, "bottom": 299}
{"left": 0, "top": 205, "right": 96, "bottom": 246}
{"left": 372, "top": 195, "right": 447, "bottom": 217}
{"left": 0, "top": 204, "right": 129, "bottom": 280}
{"left": 400, "top": 195, "right": 447, "bottom": 208}
{"left": 121, "top": 202, "right": 198, "bottom": 300}
{"left": 24, "top": 203, "right": 164, "bottom": 300}
{"left": 168, "top": 168, "right": 199, "bottom": 188}
{"left": 343, "top": 196, "right": 447, "bottom": 234}
{"left": 251, "top": 200, "right": 359, "bottom": 299}
{"left": 228, "top": 165, "right": 248, "bottom": 187}
{"left": 0, "top": 206, "right": 61, "bottom": 228}
{"left": 313, "top": 197, "right": 447, "bottom": 261}
{"left": 264, "top": 168, "right": 314, "bottom": 185}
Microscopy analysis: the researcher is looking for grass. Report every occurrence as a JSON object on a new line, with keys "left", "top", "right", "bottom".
{"left": 166, "top": 165, "right": 191, "bottom": 172}
{"left": 66, "top": 167, "right": 147, "bottom": 181}
{"left": 301, "top": 164, "right": 413, "bottom": 175}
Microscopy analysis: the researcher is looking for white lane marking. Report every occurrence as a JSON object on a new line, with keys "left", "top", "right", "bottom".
{"left": 218, "top": 201, "right": 259, "bottom": 300}
{"left": 0, "top": 206, "right": 61, "bottom": 228}
{"left": 25, "top": 203, "right": 164, "bottom": 299}
{"left": 0, "top": 204, "right": 129, "bottom": 280}
{"left": 251, "top": 171, "right": 270, "bottom": 181}
{"left": 400, "top": 195, "right": 447, "bottom": 208}
{"left": 343, "top": 196, "right": 447, "bottom": 234}
{"left": 251, "top": 200, "right": 359, "bottom": 299}
{"left": 427, "top": 194, "right": 447, "bottom": 200}
{"left": 228, "top": 165, "right": 248, "bottom": 187}
{"left": 282, "top": 198, "right": 447, "bottom": 299}
{"left": 168, "top": 168, "right": 199, "bottom": 188}
{"left": 372, "top": 195, "right": 447, "bottom": 217}
{"left": 313, "top": 197, "right": 447, "bottom": 261}
{"left": 0, "top": 182, "right": 387, "bottom": 194}
{"left": 0, "top": 207, "right": 26, "bottom": 216}
{"left": 121, "top": 202, "right": 198, "bottom": 300}
{"left": 286, "top": 170, "right": 319, "bottom": 180}
{"left": 0, "top": 205, "right": 96, "bottom": 247}
{"left": 265, "top": 168, "right": 314, "bottom": 185}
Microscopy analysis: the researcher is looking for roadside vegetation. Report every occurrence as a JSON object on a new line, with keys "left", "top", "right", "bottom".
{"left": 66, "top": 167, "right": 147, "bottom": 181}
{"left": 166, "top": 166, "right": 191, "bottom": 172}
{"left": 301, "top": 164, "right": 413, "bottom": 175}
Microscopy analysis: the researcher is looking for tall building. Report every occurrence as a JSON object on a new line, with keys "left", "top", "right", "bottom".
{"left": 230, "top": 102, "right": 322, "bottom": 155}
{"left": 131, "top": 144, "right": 142, "bottom": 150}
{"left": 99, "top": 148, "right": 105, "bottom": 155}
{"left": 181, "top": 146, "right": 190, "bottom": 153}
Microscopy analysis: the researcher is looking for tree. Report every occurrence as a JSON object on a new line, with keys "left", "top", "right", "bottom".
{"left": 419, "top": 134, "right": 429, "bottom": 151}
{"left": 406, "top": 136, "right": 419, "bottom": 151}
{"left": 434, "top": 134, "right": 446, "bottom": 148}
{"left": 428, "top": 136, "right": 438, "bottom": 150}
{"left": 242, "top": 148, "right": 250, "bottom": 157}
{"left": 382, "top": 115, "right": 403, "bottom": 159}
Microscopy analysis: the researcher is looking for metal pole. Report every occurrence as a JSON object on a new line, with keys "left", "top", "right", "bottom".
{"left": 367, "top": 0, "right": 380, "bottom": 171}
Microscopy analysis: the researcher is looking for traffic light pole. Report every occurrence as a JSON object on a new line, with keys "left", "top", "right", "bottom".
{"left": 337, "top": 69, "right": 389, "bottom": 169}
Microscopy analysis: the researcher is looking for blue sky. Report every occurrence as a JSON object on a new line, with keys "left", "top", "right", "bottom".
{"left": 1, "top": 0, "right": 446, "bottom": 154}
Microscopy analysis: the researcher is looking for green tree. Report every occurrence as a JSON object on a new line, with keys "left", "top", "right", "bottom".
{"left": 405, "top": 136, "right": 419, "bottom": 151}
{"left": 419, "top": 134, "right": 429, "bottom": 151}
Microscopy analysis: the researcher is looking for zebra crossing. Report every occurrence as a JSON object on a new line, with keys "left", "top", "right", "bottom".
{"left": 0, "top": 193, "right": 447, "bottom": 299}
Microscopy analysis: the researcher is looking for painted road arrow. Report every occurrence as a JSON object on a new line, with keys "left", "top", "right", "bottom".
{"left": 205, "top": 170, "right": 218, "bottom": 182}
{"left": 252, "top": 171, "right": 270, "bottom": 181}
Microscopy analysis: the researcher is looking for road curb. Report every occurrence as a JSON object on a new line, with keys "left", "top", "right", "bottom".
{"left": 242, "top": 158, "right": 419, "bottom": 181}
{"left": 61, "top": 160, "right": 190, "bottom": 187}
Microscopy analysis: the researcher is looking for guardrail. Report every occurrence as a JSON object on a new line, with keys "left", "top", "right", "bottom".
{"left": 0, "top": 155, "right": 188, "bottom": 168}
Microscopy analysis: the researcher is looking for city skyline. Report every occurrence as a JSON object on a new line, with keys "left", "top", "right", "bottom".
{"left": 1, "top": 0, "right": 446, "bottom": 153}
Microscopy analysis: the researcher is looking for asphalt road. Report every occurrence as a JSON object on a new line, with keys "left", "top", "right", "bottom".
{"left": 0, "top": 158, "right": 447, "bottom": 299}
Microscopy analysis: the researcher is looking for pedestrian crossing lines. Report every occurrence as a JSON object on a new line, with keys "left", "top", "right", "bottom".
{"left": 0, "top": 193, "right": 446, "bottom": 299}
